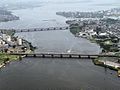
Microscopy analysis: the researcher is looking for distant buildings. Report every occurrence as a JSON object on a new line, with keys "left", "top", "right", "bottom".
{"left": 2, "top": 34, "right": 11, "bottom": 42}
{"left": 57, "top": 8, "right": 120, "bottom": 19}
{"left": 0, "top": 32, "right": 24, "bottom": 53}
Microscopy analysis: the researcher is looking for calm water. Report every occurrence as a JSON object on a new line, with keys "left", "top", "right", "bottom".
{"left": 0, "top": 58, "right": 120, "bottom": 90}
{"left": 0, "top": 0, "right": 120, "bottom": 89}
{"left": 16, "top": 30, "right": 100, "bottom": 54}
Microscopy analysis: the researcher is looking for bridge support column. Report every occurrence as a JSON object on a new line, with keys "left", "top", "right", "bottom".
{"left": 88, "top": 55, "right": 90, "bottom": 59}
{"left": 42, "top": 54, "right": 45, "bottom": 58}
{"left": 19, "top": 56, "right": 22, "bottom": 61}
{"left": 69, "top": 55, "right": 72, "bottom": 58}
{"left": 60, "top": 54, "right": 63, "bottom": 58}
{"left": 33, "top": 54, "right": 36, "bottom": 57}
{"left": 51, "top": 54, "right": 54, "bottom": 58}
{"left": 79, "top": 55, "right": 81, "bottom": 58}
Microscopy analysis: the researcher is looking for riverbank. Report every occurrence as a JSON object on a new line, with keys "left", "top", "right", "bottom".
{"left": 63, "top": 16, "right": 120, "bottom": 76}
{"left": 0, "top": 30, "right": 35, "bottom": 69}
{"left": 67, "top": 17, "right": 120, "bottom": 51}
{"left": 0, "top": 53, "right": 20, "bottom": 68}
{"left": 93, "top": 58, "right": 120, "bottom": 77}
{"left": 70, "top": 26, "right": 120, "bottom": 76}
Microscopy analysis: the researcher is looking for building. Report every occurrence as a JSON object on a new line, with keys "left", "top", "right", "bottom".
{"left": 2, "top": 34, "right": 11, "bottom": 42}
{"left": 78, "top": 32, "right": 88, "bottom": 38}
{"left": 17, "top": 38, "right": 22, "bottom": 45}
{"left": 0, "top": 39, "right": 5, "bottom": 46}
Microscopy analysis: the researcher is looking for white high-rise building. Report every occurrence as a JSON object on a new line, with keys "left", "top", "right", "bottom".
{"left": 17, "top": 38, "right": 22, "bottom": 45}
{"left": 2, "top": 34, "right": 11, "bottom": 42}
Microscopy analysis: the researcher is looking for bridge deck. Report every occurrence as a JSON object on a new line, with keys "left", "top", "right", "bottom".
{"left": 0, "top": 26, "right": 69, "bottom": 33}
{"left": 8, "top": 53, "right": 120, "bottom": 59}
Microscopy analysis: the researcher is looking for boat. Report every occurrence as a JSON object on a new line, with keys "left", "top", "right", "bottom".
{"left": 117, "top": 70, "right": 120, "bottom": 77}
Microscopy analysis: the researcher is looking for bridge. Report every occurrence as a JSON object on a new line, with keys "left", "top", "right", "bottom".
{"left": 9, "top": 53, "right": 120, "bottom": 59}
{"left": 0, "top": 26, "right": 69, "bottom": 33}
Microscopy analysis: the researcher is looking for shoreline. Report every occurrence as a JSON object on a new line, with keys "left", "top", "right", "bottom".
{"left": 0, "top": 54, "right": 21, "bottom": 69}
{"left": 93, "top": 59, "right": 120, "bottom": 76}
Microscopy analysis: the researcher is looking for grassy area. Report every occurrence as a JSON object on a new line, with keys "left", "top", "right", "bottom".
{"left": 70, "top": 26, "right": 81, "bottom": 35}
{"left": 89, "top": 37, "right": 97, "bottom": 43}
{"left": 0, "top": 53, "right": 20, "bottom": 65}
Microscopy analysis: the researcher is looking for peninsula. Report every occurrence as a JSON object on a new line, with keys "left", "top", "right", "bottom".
{"left": 56, "top": 8, "right": 120, "bottom": 76}
{"left": 0, "top": 8, "right": 19, "bottom": 22}
{"left": 0, "top": 30, "right": 35, "bottom": 68}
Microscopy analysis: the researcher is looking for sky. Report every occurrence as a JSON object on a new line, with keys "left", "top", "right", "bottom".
{"left": 0, "top": 0, "right": 120, "bottom": 9}
{"left": 0, "top": 0, "right": 118, "bottom": 3}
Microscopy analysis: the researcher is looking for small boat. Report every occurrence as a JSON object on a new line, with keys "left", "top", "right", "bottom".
{"left": 117, "top": 70, "right": 120, "bottom": 77}
{"left": 67, "top": 49, "right": 71, "bottom": 53}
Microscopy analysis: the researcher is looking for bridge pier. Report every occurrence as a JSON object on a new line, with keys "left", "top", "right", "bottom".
{"left": 69, "top": 55, "right": 72, "bottom": 58}
{"left": 42, "top": 54, "right": 45, "bottom": 58}
{"left": 88, "top": 55, "right": 90, "bottom": 59}
{"left": 51, "top": 54, "right": 54, "bottom": 58}
{"left": 79, "top": 55, "right": 81, "bottom": 58}
{"left": 33, "top": 54, "right": 36, "bottom": 57}
{"left": 60, "top": 54, "right": 63, "bottom": 58}
{"left": 19, "top": 56, "right": 22, "bottom": 61}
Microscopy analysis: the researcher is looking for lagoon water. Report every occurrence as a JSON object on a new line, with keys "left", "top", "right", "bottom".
{"left": 0, "top": 0, "right": 120, "bottom": 89}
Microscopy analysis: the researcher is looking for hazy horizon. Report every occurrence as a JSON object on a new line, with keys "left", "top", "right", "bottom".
{"left": 0, "top": 0, "right": 120, "bottom": 5}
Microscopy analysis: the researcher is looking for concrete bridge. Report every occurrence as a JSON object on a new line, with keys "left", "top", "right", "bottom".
{"left": 9, "top": 53, "right": 120, "bottom": 59}
{"left": 0, "top": 26, "right": 69, "bottom": 33}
